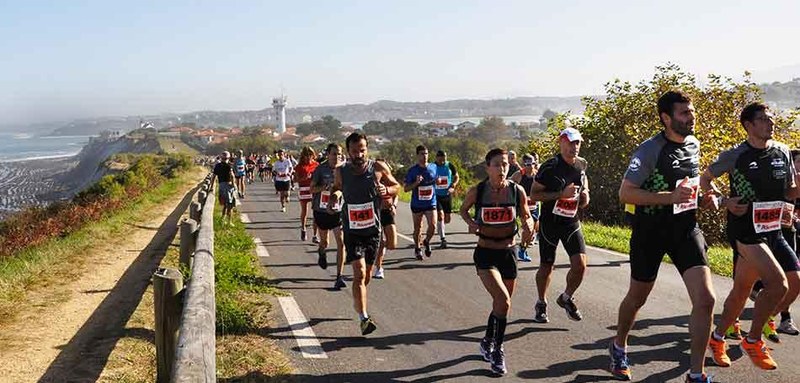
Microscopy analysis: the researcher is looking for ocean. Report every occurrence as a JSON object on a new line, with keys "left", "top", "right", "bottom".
{"left": 0, "top": 132, "right": 91, "bottom": 162}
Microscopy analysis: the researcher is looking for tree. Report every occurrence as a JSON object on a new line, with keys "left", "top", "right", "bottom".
{"left": 470, "top": 116, "right": 511, "bottom": 143}
{"left": 524, "top": 63, "right": 800, "bottom": 244}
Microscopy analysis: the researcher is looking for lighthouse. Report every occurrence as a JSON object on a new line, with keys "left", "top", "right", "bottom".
{"left": 272, "top": 95, "right": 287, "bottom": 134}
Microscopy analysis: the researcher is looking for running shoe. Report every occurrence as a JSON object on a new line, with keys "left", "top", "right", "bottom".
{"left": 301, "top": 230, "right": 307, "bottom": 241}
{"left": 281, "top": 206, "right": 287, "bottom": 213}
{"left": 533, "top": 301, "right": 549, "bottom": 323}
{"left": 684, "top": 373, "right": 713, "bottom": 383}
{"left": 424, "top": 241, "right": 432, "bottom": 257}
{"left": 439, "top": 238, "right": 448, "bottom": 249}
{"left": 479, "top": 337, "right": 494, "bottom": 362}
{"left": 517, "top": 247, "right": 532, "bottom": 262}
{"left": 749, "top": 286, "right": 761, "bottom": 302}
{"left": 333, "top": 276, "right": 347, "bottom": 289}
{"left": 708, "top": 335, "right": 731, "bottom": 367}
{"left": 778, "top": 318, "right": 800, "bottom": 335}
{"left": 740, "top": 338, "right": 777, "bottom": 370}
{"left": 725, "top": 320, "right": 744, "bottom": 340}
{"left": 608, "top": 342, "right": 632, "bottom": 381}
{"left": 556, "top": 293, "right": 583, "bottom": 321}
{"left": 415, "top": 247, "right": 423, "bottom": 260}
{"left": 763, "top": 318, "right": 781, "bottom": 343}
{"left": 317, "top": 248, "right": 328, "bottom": 269}
{"left": 312, "top": 235, "right": 319, "bottom": 244}
{"left": 373, "top": 267, "right": 385, "bottom": 279}
{"left": 360, "top": 317, "right": 377, "bottom": 335}
{"left": 489, "top": 346, "right": 507, "bottom": 375}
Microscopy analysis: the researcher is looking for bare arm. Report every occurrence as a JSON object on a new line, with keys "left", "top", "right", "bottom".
{"left": 459, "top": 186, "right": 480, "bottom": 234}
{"left": 376, "top": 161, "right": 400, "bottom": 197}
{"left": 510, "top": 171, "right": 522, "bottom": 184}
{"left": 517, "top": 184, "right": 534, "bottom": 235}
{"left": 530, "top": 181, "right": 570, "bottom": 202}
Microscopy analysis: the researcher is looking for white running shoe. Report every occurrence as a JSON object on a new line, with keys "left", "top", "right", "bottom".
{"left": 778, "top": 318, "right": 800, "bottom": 335}
{"left": 373, "top": 267, "right": 385, "bottom": 279}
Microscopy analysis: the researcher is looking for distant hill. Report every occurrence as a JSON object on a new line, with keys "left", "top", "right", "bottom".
{"left": 761, "top": 78, "right": 800, "bottom": 110}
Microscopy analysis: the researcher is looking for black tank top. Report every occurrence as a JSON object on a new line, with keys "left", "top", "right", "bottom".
{"left": 340, "top": 160, "right": 382, "bottom": 236}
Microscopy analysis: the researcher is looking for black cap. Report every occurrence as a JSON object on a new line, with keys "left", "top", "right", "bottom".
{"left": 436, "top": 150, "right": 446, "bottom": 157}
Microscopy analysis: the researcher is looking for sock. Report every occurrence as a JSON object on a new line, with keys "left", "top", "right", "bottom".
{"left": 746, "top": 336, "right": 759, "bottom": 344}
{"left": 561, "top": 292, "right": 571, "bottom": 301}
{"left": 781, "top": 311, "right": 791, "bottom": 322}
{"left": 537, "top": 298, "right": 546, "bottom": 305}
{"left": 485, "top": 313, "right": 497, "bottom": 341}
{"left": 712, "top": 331, "right": 724, "bottom": 341}
{"left": 437, "top": 221, "right": 445, "bottom": 239}
{"left": 613, "top": 341, "right": 625, "bottom": 352}
{"left": 689, "top": 372, "right": 704, "bottom": 379}
{"left": 493, "top": 314, "right": 508, "bottom": 348}
{"left": 358, "top": 312, "right": 369, "bottom": 321}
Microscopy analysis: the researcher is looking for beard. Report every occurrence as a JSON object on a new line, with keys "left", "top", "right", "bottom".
{"left": 351, "top": 157, "right": 366, "bottom": 167}
{"left": 671, "top": 120, "right": 694, "bottom": 137}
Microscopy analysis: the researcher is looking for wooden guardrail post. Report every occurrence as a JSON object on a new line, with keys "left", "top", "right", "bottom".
{"left": 154, "top": 268, "right": 184, "bottom": 383}
{"left": 189, "top": 201, "right": 202, "bottom": 222}
{"left": 198, "top": 190, "right": 207, "bottom": 205}
{"left": 179, "top": 218, "right": 198, "bottom": 271}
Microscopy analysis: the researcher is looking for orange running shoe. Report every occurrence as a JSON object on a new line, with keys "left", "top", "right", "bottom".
{"left": 740, "top": 338, "right": 778, "bottom": 370}
{"left": 708, "top": 336, "right": 731, "bottom": 367}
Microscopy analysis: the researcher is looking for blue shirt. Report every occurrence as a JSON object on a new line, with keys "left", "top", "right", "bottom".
{"left": 234, "top": 158, "right": 246, "bottom": 177}
{"left": 405, "top": 163, "right": 438, "bottom": 209}
{"left": 434, "top": 162, "right": 457, "bottom": 196}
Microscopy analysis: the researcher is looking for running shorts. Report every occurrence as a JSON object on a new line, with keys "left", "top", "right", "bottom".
{"left": 344, "top": 232, "right": 381, "bottom": 265}
{"left": 732, "top": 229, "right": 800, "bottom": 274}
{"left": 436, "top": 195, "right": 453, "bottom": 214}
{"left": 538, "top": 220, "right": 586, "bottom": 263}
{"left": 314, "top": 210, "right": 342, "bottom": 231}
{"left": 473, "top": 246, "right": 518, "bottom": 279}
{"left": 411, "top": 205, "right": 435, "bottom": 214}
{"left": 274, "top": 180, "right": 290, "bottom": 192}
{"left": 630, "top": 224, "right": 708, "bottom": 282}
{"left": 380, "top": 209, "right": 395, "bottom": 226}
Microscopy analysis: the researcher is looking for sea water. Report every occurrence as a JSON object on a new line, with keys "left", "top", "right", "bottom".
{"left": 0, "top": 132, "right": 91, "bottom": 162}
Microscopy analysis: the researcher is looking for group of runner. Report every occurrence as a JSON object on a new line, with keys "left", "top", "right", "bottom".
{"left": 212, "top": 91, "right": 800, "bottom": 381}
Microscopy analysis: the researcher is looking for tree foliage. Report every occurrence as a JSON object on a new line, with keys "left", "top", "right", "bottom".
{"left": 362, "top": 119, "right": 421, "bottom": 139}
{"left": 524, "top": 63, "right": 800, "bottom": 243}
{"left": 208, "top": 135, "right": 279, "bottom": 155}
{"left": 470, "top": 116, "right": 511, "bottom": 143}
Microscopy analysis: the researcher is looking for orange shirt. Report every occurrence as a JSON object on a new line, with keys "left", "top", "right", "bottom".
{"left": 294, "top": 160, "right": 318, "bottom": 186}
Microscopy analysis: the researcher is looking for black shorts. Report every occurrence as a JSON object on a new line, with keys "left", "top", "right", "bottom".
{"left": 732, "top": 229, "right": 800, "bottom": 273}
{"left": 538, "top": 220, "right": 586, "bottom": 264}
{"left": 344, "top": 232, "right": 381, "bottom": 265}
{"left": 630, "top": 224, "right": 708, "bottom": 282}
{"left": 411, "top": 205, "right": 436, "bottom": 214}
{"left": 380, "top": 209, "right": 395, "bottom": 226}
{"left": 473, "top": 246, "right": 518, "bottom": 279}
{"left": 274, "top": 180, "right": 290, "bottom": 192}
{"left": 436, "top": 195, "right": 453, "bottom": 214}
{"left": 314, "top": 210, "right": 341, "bottom": 231}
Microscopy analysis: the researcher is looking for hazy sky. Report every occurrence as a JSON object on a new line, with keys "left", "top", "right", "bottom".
{"left": 1, "top": 0, "right": 799, "bottom": 126}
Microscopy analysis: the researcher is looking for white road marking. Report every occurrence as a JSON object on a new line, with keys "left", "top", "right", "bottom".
{"left": 254, "top": 237, "right": 270, "bottom": 259}
{"left": 586, "top": 245, "right": 627, "bottom": 258}
{"left": 277, "top": 296, "right": 328, "bottom": 359}
{"left": 397, "top": 233, "right": 414, "bottom": 243}
{"left": 240, "top": 213, "right": 251, "bottom": 223}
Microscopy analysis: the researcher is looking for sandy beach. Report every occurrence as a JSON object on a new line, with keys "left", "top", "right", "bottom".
{"left": 0, "top": 157, "right": 78, "bottom": 218}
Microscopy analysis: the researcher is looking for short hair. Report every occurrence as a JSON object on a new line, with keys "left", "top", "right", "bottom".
{"left": 740, "top": 102, "right": 769, "bottom": 127}
{"left": 300, "top": 146, "right": 315, "bottom": 159}
{"left": 485, "top": 148, "right": 507, "bottom": 165}
{"left": 346, "top": 132, "right": 368, "bottom": 150}
{"left": 657, "top": 91, "right": 692, "bottom": 126}
{"left": 416, "top": 145, "right": 428, "bottom": 154}
{"left": 326, "top": 143, "right": 341, "bottom": 153}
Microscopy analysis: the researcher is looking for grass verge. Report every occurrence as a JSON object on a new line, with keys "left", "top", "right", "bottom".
{"left": 0, "top": 167, "right": 205, "bottom": 324}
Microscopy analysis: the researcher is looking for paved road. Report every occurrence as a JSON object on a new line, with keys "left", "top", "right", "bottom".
{"left": 240, "top": 181, "right": 799, "bottom": 382}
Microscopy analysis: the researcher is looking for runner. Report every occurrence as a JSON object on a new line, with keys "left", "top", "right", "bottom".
{"left": 245, "top": 153, "right": 255, "bottom": 184}
{"left": 257, "top": 154, "right": 267, "bottom": 182}
{"left": 433, "top": 150, "right": 460, "bottom": 249}
{"left": 530, "top": 128, "right": 590, "bottom": 323}
{"left": 210, "top": 151, "right": 237, "bottom": 225}
{"left": 265, "top": 153, "right": 273, "bottom": 182}
{"left": 294, "top": 147, "right": 319, "bottom": 242}
{"left": 510, "top": 153, "right": 540, "bottom": 261}
{"left": 609, "top": 91, "right": 716, "bottom": 383}
{"left": 459, "top": 148, "right": 535, "bottom": 375}
{"left": 373, "top": 158, "right": 398, "bottom": 279}
{"left": 234, "top": 149, "right": 247, "bottom": 198}
{"left": 272, "top": 149, "right": 294, "bottom": 213}
{"left": 506, "top": 150, "right": 521, "bottom": 180}
{"left": 311, "top": 143, "right": 347, "bottom": 289}
{"left": 702, "top": 102, "right": 800, "bottom": 371}
{"left": 328, "top": 132, "right": 400, "bottom": 335}
{"left": 404, "top": 145, "right": 438, "bottom": 260}
{"left": 289, "top": 153, "right": 299, "bottom": 192}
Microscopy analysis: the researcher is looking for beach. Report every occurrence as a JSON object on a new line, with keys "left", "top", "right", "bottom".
{"left": 0, "top": 157, "right": 78, "bottom": 218}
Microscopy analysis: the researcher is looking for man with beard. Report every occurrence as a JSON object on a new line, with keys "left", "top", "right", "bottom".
{"left": 329, "top": 132, "right": 401, "bottom": 335}
{"left": 609, "top": 91, "right": 717, "bottom": 383}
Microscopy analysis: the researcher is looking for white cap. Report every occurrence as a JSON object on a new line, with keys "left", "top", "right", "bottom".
{"left": 559, "top": 128, "right": 583, "bottom": 142}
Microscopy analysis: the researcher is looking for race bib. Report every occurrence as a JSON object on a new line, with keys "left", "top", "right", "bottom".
{"left": 276, "top": 172, "right": 290, "bottom": 182}
{"left": 673, "top": 177, "right": 700, "bottom": 214}
{"left": 319, "top": 191, "right": 341, "bottom": 211}
{"left": 298, "top": 186, "right": 312, "bottom": 201}
{"left": 236, "top": 165, "right": 245, "bottom": 173}
{"left": 553, "top": 198, "right": 579, "bottom": 218}
{"left": 435, "top": 176, "right": 449, "bottom": 190}
{"left": 753, "top": 201, "right": 783, "bottom": 233}
{"left": 481, "top": 206, "right": 515, "bottom": 225}
{"left": 348, "top": 202, "right": 376, "bottom": 229}
{"left": 418, "top": 185, "right": 434, "bottom": 201}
